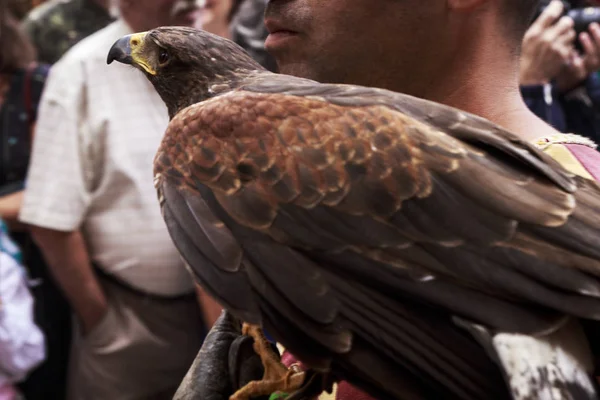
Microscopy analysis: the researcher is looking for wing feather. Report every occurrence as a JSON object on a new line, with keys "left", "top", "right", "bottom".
{"left": 155, "top": 83, "right": 600, "bottom": 399}
{"left": 159, "top": 191, "right": 261, "bottom": 324}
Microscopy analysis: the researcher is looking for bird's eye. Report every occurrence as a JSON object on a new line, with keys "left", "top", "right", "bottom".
{"left": 158, "top": 49, "right": 170, "bottom": 65}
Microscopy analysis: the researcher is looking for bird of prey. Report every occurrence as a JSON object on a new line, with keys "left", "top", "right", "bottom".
{"left": 107, "top": 27, "right": 600, "bottom": 400}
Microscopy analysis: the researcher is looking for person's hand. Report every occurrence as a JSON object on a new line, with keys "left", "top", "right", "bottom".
{"left": 556, "top": 23, "right": 600, "bottom": 91}
{"left": 555, "top": 51, "right": 587, "bottom": 92}
{"left": 580, "top": 23, "right": 600, "bottom": 72}
{"left": 520, "top": 0, "right": 576, "bottom": 86}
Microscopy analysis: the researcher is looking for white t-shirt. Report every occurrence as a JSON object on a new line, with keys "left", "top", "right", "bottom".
{"left": 19, "top": 20, "right": 194, "bottom": 296}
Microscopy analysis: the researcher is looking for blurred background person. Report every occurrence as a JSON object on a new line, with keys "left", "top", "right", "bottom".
{"left": 0, "top": 2, "right": 71, "bottom": 399}
{"left": 0, "top": 218, "right": 46, "bottom": 400}
{"left": 18, "top": 0, "right": 248, "bottom": 398}
{"left": 520, "top": 0, "right": 600, "bottom": 142}
{"left": 0, "top": 0, "right": 43, "bottom": 230}
{"left": 231, "top": 0, "right": 277, "bottom": 72}
{"left": 21, "top": 0, "right": 115, "bottom": 65}
{"left": 198, "top": 0, "right": 242, "bottom": 39}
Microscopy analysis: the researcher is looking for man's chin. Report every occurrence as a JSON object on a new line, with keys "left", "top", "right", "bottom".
{"left": 277, "top": 61, "right": 320, "bottom": 82}
{"left": 278, "top": 60, "right": 356, "bottom": 87}
{"left": 267, "top": 48, "right": 314, "bottom": 79}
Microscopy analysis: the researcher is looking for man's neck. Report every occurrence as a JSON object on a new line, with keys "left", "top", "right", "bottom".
{"left": 202, "top": 22, "right": 232, "bottom": 40}
{"left": 428, "top": 66, "right": 556, "bottom": 142}
{"left": 398, "top": 26, "right": 562, "bottom": 143}
{"left": 119, "top": 10, "right": 152, "bottom": 33}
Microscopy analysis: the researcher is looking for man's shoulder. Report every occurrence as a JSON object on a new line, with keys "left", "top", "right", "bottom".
{"left": 23, "top": 0, "right": 89, "bottom": 35}
{"left": 58, "top": 20, "right": 130, "bottom": 65}
{"left": 22, "top": 0, "right": 114, "bottom": 64}
{"left": 23, "top": 0, "right": 70, "bottom": 24}
{"left": 39, "top": 21, "right": 130, "bottom": 101}
{"left": 23, "top": 0, "right": 110, "bottom": 29}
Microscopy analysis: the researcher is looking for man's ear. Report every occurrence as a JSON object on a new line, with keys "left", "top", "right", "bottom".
{"left": 446, "top": 0, "right": 487, "bottom": 11}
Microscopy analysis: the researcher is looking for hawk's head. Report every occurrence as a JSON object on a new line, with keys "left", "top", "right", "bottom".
{"left": 107, "top": 27, "right": 264, "bottom": 118}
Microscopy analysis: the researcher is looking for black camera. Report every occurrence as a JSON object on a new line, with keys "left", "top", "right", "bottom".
{"left": 535, "top": 0, "right": 600, "bottom": 36}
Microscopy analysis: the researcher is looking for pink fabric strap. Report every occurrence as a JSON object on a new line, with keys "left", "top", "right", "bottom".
{"left": 564, "top": 144, "right": 600, "bottom": 182}
{"left": 336, "top": 381, "right": 374, "bottom": 400}
{"left": 281, "top": 351, "right": 375, "bottom": 400}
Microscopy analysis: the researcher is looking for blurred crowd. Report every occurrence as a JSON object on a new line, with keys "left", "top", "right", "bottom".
{"left": 520, "top": 0, "right": 600, "bottom": 142}
{"left": 0, "top": 0, "right": 599, "bottom": 399}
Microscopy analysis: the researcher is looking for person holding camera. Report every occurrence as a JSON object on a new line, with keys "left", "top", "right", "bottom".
{"left": 520, "top": 0, "right": 600, "bottom": 142}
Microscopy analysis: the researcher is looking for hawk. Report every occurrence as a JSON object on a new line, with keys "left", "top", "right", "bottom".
{"left": 107, "top": 27, "right": 600, "bottom": 400}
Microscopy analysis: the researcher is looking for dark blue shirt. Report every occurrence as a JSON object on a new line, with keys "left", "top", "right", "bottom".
{"left": 521, "top": 74, "right": 600, "bottom": 143}
{"left": 0, "top": 64, "right": 49, "bottom": 195}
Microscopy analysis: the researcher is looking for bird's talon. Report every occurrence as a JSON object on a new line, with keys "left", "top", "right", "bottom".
{"left": 241, "top": 322, "right": 252, "bottom": 336}
{"left": 289, "top": 363, "right": 301, "bottom": 373}
{"left": 231, "top": 324, "right": 307, "bottom": 399}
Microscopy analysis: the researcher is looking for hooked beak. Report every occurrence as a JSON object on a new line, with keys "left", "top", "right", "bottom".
{"left": 107, "top": 32, "right": 157, "bottom": 75}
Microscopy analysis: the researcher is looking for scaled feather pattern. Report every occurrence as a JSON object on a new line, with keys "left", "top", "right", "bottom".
{"left": 107, "top": 27, "right": 600, "bottom": 400}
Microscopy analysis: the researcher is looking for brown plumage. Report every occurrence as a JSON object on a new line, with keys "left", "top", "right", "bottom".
{"left": 108, "top": 27, "right": 600, "bottom": 400}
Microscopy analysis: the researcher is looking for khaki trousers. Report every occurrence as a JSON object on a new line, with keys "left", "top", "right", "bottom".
{"left": 67, "top": 277, "right": 205, "bottom": 400}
